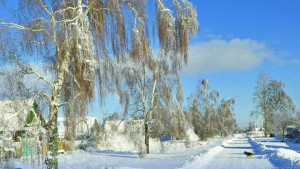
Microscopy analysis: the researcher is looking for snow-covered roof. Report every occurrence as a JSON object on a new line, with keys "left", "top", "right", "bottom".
{"left": 0, "top": 99, "right": 34, "bottom": 131}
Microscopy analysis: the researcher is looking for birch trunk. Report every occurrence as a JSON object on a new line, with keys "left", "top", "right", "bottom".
{"left": 46, "top": 104, "right": 59, "bottom": 169}
{"left": 46, "top": 53, "right": 68, "bottom": 169}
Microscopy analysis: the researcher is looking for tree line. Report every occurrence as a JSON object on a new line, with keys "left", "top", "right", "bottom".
{"left": 252, "top": 72, "right": 297, "bottom": 138}
{"left": 185, "top": 79, "right": 236, "bottom": 141}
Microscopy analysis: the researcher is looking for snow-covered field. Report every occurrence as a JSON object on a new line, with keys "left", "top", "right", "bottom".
{"left": 13, "top": 134, "right": 300, "bottom": 169}
{"left": 14, "top": 136, "right": 228, "bottom": 169}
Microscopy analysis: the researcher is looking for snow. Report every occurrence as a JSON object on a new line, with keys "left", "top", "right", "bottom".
{"left": 249, "top": 136, "right": 300, "bottom": 168}
{"left": 99, "top": 121, "right": 198, "bottom": 154}
{"left": 180, "top": 135, "right": 300, "bottom": 169}
{"left": 14, "top": 136, "right": 229, "bottom": 169}
{"left": 178, "top": 134, "right": 274, "bottom": 169}
{"left": 186, "top": 128, "right": 200, "bottom": 142}
{"left": 271, "top": 148, "right": 300, "bottom": 166}
{"left": 0, "top": 99, "right": 34, "bottom": 131}
{"left": 12, "top": 133, "right": 300, "bottom": 169}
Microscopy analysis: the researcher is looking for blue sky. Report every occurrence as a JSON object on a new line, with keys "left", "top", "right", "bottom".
{"left": 181, "top": 0, "right": 300, "bottom": 127}
{"left": 90, "top": 0, "right": 300, "bottom": 128}
{"left": 1, "top": 1, "right": 300, "bottom": 128}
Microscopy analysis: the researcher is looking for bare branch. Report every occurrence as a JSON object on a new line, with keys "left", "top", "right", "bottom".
{"left": 17, "top": 61, "right": 54, "bottom": 88}
{"left": 58, "top": 92, "right": 82, "bottom": 108}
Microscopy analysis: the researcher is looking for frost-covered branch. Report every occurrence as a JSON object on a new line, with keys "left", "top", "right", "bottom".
{"left": 0, "top": 21, "right": 52, "bottom": 38}
{"left": 17, "top": 61, "right": 54, "bottom": 88}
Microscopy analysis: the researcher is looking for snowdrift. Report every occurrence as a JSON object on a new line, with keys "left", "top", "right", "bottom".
{"left": 249, "top": 136, "right": 300, "bottom": 167}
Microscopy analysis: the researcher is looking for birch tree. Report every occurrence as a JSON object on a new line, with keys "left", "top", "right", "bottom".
{"left": 252, "top": 73, "right": 296, "bottom": 137}
{"left": 252, "top": 72, "right": 272, "bottom": 136}
{"left": 0, "top": 0, "right": 198, "bottom": 168}
{"left": 216, "top": 98, "right": 236, "bottom": 137}
{"left": 188, "top": 79, "right": 220, "bottom": 140}
{"left": 121, "top": 51, "right": 189, "bottom": 154}
{"left": 188, "top": 79, "right": 237, "bottom": 139}
{"left": 268, "top": 80, "right": 296, "bottom": 138}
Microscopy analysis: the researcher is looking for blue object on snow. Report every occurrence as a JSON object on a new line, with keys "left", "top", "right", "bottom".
{"left": 160, "top": 136, "right": 171, "bottom": 142}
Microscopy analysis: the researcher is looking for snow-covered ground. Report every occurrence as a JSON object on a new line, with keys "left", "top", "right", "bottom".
{"left": 180, "top": 134, "right": 274, "bottom": 169}
{"left": 181, "top": 135, "right": 300, "bottom": 169}
{"left": 249, "top": 136, "right": 300, "bottom": 168}
{"left": 14, "top": 137, "right": 228, "bottom": 169}
{"left": 12, "top": 134, "right": 300, "bottom": 169}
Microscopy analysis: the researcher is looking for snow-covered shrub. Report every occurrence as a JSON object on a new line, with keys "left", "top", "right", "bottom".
{"left": 97, "top": 119, "right": 200, "bottom": 155}
{"left": 125, "top": 120, "right": 145, "bottom": 155}
{"left": 184, "top": 127, "right": 200, "bottom": 148}
{"left": 97, "top": 120, "right": 143, "bottom": 153}
{"left": 78, "top": 143, "right": 88, "bottom": 151}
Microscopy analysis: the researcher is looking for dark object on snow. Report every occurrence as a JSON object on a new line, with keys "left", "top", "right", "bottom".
{"left": 78, "top": 143, "right": 88, "bottom": 151}
{"left": 244, "top": 151, "right": 254, "bottom": 158}
{"left": 291, "top": 129, "right": 299, "bottom": 138}
{"left": 285, "top": 133, "right": 294, "bottom": 140}
{"left": 269, "top": 133, "right": 275, "bottom": 137}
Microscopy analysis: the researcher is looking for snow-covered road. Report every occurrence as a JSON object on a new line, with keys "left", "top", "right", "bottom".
{"left": 181, "top": 135, "right": 274, "bottom": 169}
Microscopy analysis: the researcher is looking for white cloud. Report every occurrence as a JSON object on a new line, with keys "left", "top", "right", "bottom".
{"left": 181, "top": 38, "right": 273, "bottom": 75}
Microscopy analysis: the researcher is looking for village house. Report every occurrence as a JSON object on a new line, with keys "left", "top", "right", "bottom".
{"left": 0, "top": 99, "right": 46, "bottom": 158}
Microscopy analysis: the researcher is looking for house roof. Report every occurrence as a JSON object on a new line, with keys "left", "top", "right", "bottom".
{"left": 0, "top": 99, "right": 34, "bottom": 131}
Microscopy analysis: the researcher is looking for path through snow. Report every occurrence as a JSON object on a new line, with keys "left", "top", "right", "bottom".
{"left": 180, "top": 135, "right": 274, "bottom": 169}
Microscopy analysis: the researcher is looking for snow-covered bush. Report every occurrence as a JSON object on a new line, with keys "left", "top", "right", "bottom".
{"left": 97, "top": 120, "right": 144, "bottom": 153}
{"left": 96, "top": 119, "right": 200, "bottom": 155}
{"left": 185, "top": 128, "right": 200, "bottom": 147}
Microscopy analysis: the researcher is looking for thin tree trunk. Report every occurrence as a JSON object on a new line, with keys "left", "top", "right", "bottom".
{"left": 264, "top": 114, "right": 268, "bottom": 136}
{"left": 145, "top": 123, "right": 150, "bottom": 154}
{"left": 282, "top": 126, "right": 285, "bottom": 140}
{"left": 144, "top": 66, "right": 157, "bottom": 154}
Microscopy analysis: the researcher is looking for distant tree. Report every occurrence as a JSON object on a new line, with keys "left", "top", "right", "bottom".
{"left": 188, "top": 96, "right": 204, "bottom": 139}
{"left": 247, "top": 122, "right": 256, "bottom": 132}
{"left": 91, "top": 119, "right": 101, "bottom": 134}
{"left": 216, "top": 98, "right": 236, "bottom": 137}
{"left": 187, "top": 79, "right": 236, "bottom": 140}
{"left": 252, "top": 73, "right": 272, "bottom": 136}
{"left": 268, "top": 80, "right": 296, "bottom": 138}
{"left": 252, "top": 73, "right": 296, "bottom": 137}
{"left": 196, "top": 80, "right": 219, "bottom": 140}
{"left": 296, "top": 112, "right": 300, "bottom": 129}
